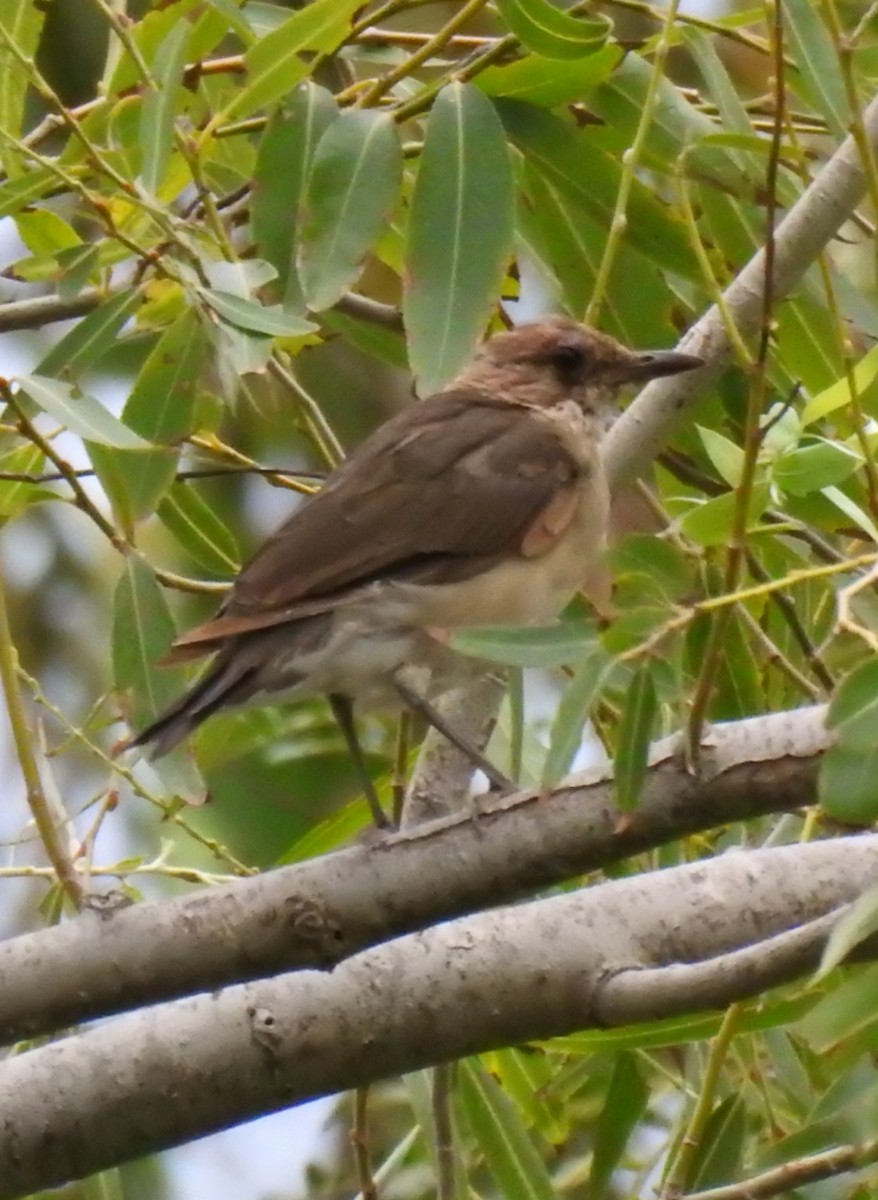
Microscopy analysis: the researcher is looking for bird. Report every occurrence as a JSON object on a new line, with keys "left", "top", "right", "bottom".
{"left": 129, "top": 316, "right": 702, "bottom": 825}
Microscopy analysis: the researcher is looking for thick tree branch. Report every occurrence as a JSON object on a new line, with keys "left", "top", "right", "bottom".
{"left": 0, "top": 837, "right": 875, "bottom": 1199}
{"left": 0, "top": 704, "right": 827, "bottom": 1045}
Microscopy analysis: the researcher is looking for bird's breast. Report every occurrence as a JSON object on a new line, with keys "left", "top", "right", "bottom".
{"left": 404, "top": 465, "right": 609, "bottom": 628}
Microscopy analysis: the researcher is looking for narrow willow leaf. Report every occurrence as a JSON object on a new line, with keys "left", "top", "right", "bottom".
{"left": 686, "top": 1096, "right": 746, "bottom": 1191}
{"left": 773, "top": 441, "right": 861, "bottom": 496}
{"left": 37, "top": 289, "right": 142, "bottom": 379}
{"left": 784, "top": 1, "right": 848, "bottom": 141}
{"left": 501, "top": 102, "right": 698, "bottom": 282}
{"left": 541, "top": 645, "right": 611, "bottom": 787}
{"left": 802, "top": 345, "right": 878, "bottom": 425}
{"left": 112, "top": 556, "right": 179, "bottom": 709}
{"left": 817, "top": 885, "right": 878, "bottom": 981}
{"left": 0, "top": 0, "right": 45, "bottom": 176}
{"left": 697, "top": 425, "right": 745, "bottom": 487}
{"left": 157, "top": 483, "right": 241, "bottom": 575}
{"left": 113, "top": 557, "right": 204, "bottom": 802}
{"left": 495, "top": 0, "right": 609, "bottom": 59}
{"left": 0, "top": 168, "right": 56, "bottom": 217}
{"left": 88, "top": 443, "right": 179, "bottom": 533}
{"left": 588, "top": 54, "right": 754, "bottom": 198}
{"left": 825, "top": 660, "right": 878, "bottom": 752}
{"left": 252, "top": 83, "right": 338, "bottom": 301}
{"left": 0, "top": 444, "right": 53, "bottom": 517}
{"left": 15, "top": 209, "right": 80, "bottom": 256}
{"left": 298, "top": 110, "right": 402, "bottom": 312}
{"left": 478, "top": 44, "right": 621, "bottom": 107}
{"left": 614, "top": 665, "right": 657, "bottom": 810}
{"left": 124, "top": 310, "right": 206, "bottom": 443}
{"left": 589, "top": 1054, "right": 649, "bottom": 1200}
{"left": 200, "top": 289, "right": 317, "bottom": 337}
{"left": 405, "top": 83, "right": 514, "bottom": 395}
{"left": 452, "top": 620, "right": 597, "bottom": 668}
{"left": 223, "top": 0, "right": 362, "bottom": 123}
{"left": 14, "top": 375, "right": 149, "bottom": 450}
{"left": 458, "top": 1059, "right": 555, "bottom": 1200}
{"left": 139, "top": 23, "right": 191, "bottom": 195}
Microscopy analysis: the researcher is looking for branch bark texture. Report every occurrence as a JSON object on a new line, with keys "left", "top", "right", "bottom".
{"left": 0, "top": 704, "right": 826, "bottom": 1044}
{"left": 0, "top": 837, "right": 874, "bottom": 1198}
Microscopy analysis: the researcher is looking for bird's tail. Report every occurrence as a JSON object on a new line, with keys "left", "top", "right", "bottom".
{"left": 126, "top": 652, "right": 256, "bottom": 758}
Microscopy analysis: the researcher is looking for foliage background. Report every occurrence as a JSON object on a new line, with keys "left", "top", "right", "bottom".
{"left": 3, "top": 0, "right": 878, "bottom": 1197}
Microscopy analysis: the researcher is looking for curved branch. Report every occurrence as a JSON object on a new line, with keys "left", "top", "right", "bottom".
{"left": 0, "top": 704, "right": 827, "bottom": 1045}
{"left": 0, "top": 836, "right": 875, "bottom": 1198}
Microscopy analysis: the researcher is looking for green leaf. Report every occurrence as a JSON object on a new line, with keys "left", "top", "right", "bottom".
{"left": 608, "top": 535, "right": 692, "bottom": 602}
{"left": 452, "top": 619, "right": 597, "bottom": 668}
{"left": 88, "top": 443, "right": 179, "bottom": 532}
{"left": 37, "top": 289, "right": 143, "bottom": 379}
{"left": 252, "top": 83, "right": 339, "bottom": 301}
{"left": 678, "top": 481, "right": 770, "bottom": 547}
{"left": 541, "top": 645, "right": 611, "bottom": 787}
{"left": 405, "top": 83, "right": 514, "bottom": 395}
{"left": 222, "top": 0, "right": 362, "bottom": 123}
{"left": 298, "top": 111, "right": 402, "bottom": 312}
{"left": 0, "top": 0, "right": 45, "bottom": 176}
{"left": 517, "top": 164, "right": 679, "bottom": 346}
{"left": 784, "top": 0, "right": 848, "bottom": 141}
{"left": 687, "top": 1096, "right": 746, "bottom": 1191}
{"left": 819, "top": 743, "right": 878, "bottom": 825}
{"left": 614, "top": 665, "right": 657, "bottom": 810}
{"left": 14, "top": 375, "right": 150, "bottom": 450}
{"left": 773, "top": 441, "right": 862, "bottom": 496}
{"left": 0, "top": 168, "right": 55, "bottom": 218}
{"left": 500, "top": 102, "right": 698, "bottom": 281}
{"left": 15, "top": 209, "right": 81, "bottom": 256}
{"left": 112, "top": 557, "right": 179, "bottom": 712}
{"left": 200, "top": 289, "right": 317, "bottom": 337}
{"left": 157, "top": 484, "right": 241, "bottom": 575}
{"left": 458, "top": 1059, "right": 555, "bottom": 1200}
{"left": 139, "top": 23, "right": 192, "bottom": 195}
{"left": 697, "top": 425, "right": 745, "bottom": 487}
{"left": 802, "top": 345, "right": 878, "bottom": 425}
{"left": 495, "top": 0, "right": 609, "bottom": 59}
{"left": 113, "top": 557, "right": 204, "bottom": 802}
{"left": 826, "top": 660, "right": 878, "bottom": 752}
{"left": 822, "top": 485, "right": 878, "bottom": 543}
{"left": 477, "top": 44, "right": 622, "bottom": 108}
{"left": 123, "top": 310, "right": 206, "bottom": 443}
{"left": 588, "top": 53, "right": 753, "bottom": 197}
{"left": 0, "top": 443, "right": 54, "bottom": 517}
{"left": 589, "top": 1054, "right": 649, "bottom": 1200}
{"left": 817, "top": 885, "right": 878, "bottom": 981}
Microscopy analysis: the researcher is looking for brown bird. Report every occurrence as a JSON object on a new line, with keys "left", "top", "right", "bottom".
{"left": 131, "top": 317, "right": 701, "bottom": 824}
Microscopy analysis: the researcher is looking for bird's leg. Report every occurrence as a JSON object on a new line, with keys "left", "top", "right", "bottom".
{"left": 392, "top": 676, "right": 515, "bottom": 795}
{"left": 328, "top": 693, "right": 392, "bottom": 830}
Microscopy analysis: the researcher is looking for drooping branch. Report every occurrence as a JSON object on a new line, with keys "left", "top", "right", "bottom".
{"left": 0, "top": 704, "right": 827, "bottom": 1045}
{"left": 0, "top": 836, "right": 875, "bottom": 1199}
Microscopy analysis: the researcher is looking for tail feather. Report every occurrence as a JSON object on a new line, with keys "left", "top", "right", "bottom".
{"left": 128, "top": 655, "right": 257, "bottom": 758}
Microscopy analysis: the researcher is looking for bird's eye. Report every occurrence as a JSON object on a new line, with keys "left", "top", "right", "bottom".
{"left": 548, "top": 342, "right": 589, "bottom": 382}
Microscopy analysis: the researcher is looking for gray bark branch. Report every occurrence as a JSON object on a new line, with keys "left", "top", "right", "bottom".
{"left": 1, "top": 836, "right": 875, "bottom": 1199}
{"left": 0, "top": 704, "right": 827, "bottom": 1045}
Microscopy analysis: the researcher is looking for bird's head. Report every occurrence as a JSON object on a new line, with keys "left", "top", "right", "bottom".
{"left": 456, "top": 316, "right": 703, "bottom": 417}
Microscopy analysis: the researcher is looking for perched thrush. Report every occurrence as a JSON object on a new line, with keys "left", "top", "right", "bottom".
{"left": 131, "top": 317, "right": 702, "bottom": 824}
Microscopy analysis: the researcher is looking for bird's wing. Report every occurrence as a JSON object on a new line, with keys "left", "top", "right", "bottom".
{"left": 169, "top": 390, "right": 588, "bottom": 656}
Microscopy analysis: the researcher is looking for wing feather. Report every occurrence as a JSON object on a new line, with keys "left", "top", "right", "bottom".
{"left": 169, "top": 390, "right": 585, "bottom": 657}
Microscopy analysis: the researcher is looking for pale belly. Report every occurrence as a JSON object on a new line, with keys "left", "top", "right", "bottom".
{"left": 400, "top": 485, "right": 608, "bottom": 628}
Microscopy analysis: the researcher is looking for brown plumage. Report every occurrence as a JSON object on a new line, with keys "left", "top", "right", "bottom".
{"left": 130, "top": 317, "right": 701, "bottom": 766}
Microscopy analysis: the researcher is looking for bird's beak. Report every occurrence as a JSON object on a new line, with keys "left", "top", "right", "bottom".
{"left": 629, "top": 349, "right": 704, "bottom": 381}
